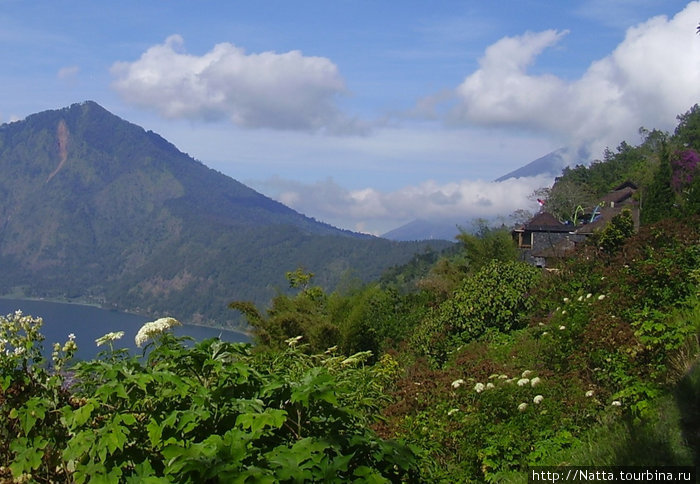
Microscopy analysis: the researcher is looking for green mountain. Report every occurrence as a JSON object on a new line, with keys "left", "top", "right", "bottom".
{"left": 0, "top": 101, "right": 449, "bottom": 327}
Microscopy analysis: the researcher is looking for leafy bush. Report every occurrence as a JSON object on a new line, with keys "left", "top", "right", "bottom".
{"left": 0, "top": 315, "right": 421, "bottom": 483}
{"left": 412, "top": 260, "right": 541, "bottom": 366}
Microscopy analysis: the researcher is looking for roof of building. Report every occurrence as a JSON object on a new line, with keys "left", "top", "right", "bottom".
{"left": 518, "top": 212, "right": 571, "bottom": 233}
{"left": 599, "top": 186, "right": 635, "bottom": 205}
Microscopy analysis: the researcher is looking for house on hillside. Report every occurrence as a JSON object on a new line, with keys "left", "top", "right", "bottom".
{"left": 574, "top": 181, "right": 640, "bottom": 235}
{"left": 513, "top": 181, "right": 640, "bottom": 268}
{"left": 512, "top": 212, "right": 584, "bottom": 267}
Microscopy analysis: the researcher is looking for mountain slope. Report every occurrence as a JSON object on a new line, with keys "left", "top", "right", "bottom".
{"left": 494, "top": 146, "right": 587, "bottom": 182}
{"left": 382, "top": 147, "right": 590, "bottom": 241}
{"left": 0, "top": 101, "right": 447, "bottom": 327}
{"left": 381, "top": 219, "right": 462, "bottom": 242}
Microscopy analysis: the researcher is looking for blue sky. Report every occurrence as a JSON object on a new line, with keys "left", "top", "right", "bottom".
{"left": 1, "top": 1, "right": 699, "bottom": 234}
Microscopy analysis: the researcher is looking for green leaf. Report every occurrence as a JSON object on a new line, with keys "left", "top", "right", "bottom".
{"left": 63, "top": 401, "right": 95, "bottom": 428}
{"left": 353, "top": 465, "right": 390, "bottom": 483}
{"left": 147, "top": 420, "right": 163, "bottom": 448}
{"left": 9, "top": 436, "right": 47, "bottom": 475}
{"left": 236, "top": 408, "right": 287, "bottom": 436}
{"left": 0, "top": 374, "right": 10, "bottom": 391}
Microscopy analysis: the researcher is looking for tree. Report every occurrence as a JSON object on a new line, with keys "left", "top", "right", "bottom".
{"left": 641, "top": 146, "right": 675, "bottom": 225}
{"left": 593, "top": 209, "right": 635, "bottom": 254}
{"left": 455, "top": 221, "right": 518, "bottom": 272}
{"left": 534, "top": 180, "right": 596, "bottom": 222}
{"left": 674, "top": 104, "right": 700, "bottom": 150}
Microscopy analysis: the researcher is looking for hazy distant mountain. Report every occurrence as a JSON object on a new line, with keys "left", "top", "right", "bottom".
{"left": 495, "top": 147, "right": 585, "bottom": 182}
{"left": 0, "top": 102, "right": 447, "bottom": 327}
{"left": 383, "top": 147, "right": 588, "bottom": 241}
{"left": 381, "top": 219, "right": 463, "bottom": 242}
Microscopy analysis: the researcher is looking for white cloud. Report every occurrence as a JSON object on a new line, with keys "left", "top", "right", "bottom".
{"left": 111, "top": 35, "right": 364, "bottom": 133}
{"left": 251, "top": 174, "right": 553, "bottom": 235}
{"left": 57, "top": 65, "right": 79, "bottom": 80}
{"left": 450, "top": 2, "right": 700, "bottom": 157}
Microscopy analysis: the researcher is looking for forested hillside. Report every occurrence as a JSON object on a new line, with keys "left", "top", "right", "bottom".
{"left": 1, "top": 106, "right": 698, "bottom": 482}
{"left": 0, "top": 102, "right": 450, "bottom": 327}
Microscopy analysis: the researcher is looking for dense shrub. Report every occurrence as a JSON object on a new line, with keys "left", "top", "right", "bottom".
{"left": 412, "top": 260, "right": 541, "bottom": 366}
{"left": 0, "top": 315, "right": 421, "bottom": 483}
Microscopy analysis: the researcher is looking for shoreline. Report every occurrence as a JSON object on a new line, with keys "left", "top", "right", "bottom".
{"left": 0, "top": 295, "right": 252, "bottom": 338}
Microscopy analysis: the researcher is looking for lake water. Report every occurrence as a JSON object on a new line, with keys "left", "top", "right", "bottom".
{"left": 0, "top": 298, "right": 250, "bottom": 361}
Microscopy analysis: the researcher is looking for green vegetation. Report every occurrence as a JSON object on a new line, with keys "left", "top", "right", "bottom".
{"left": 1, "top": 314, "right": 420, "bottom": 482}
{"left": 1, "top": 106, "right": 699, "bottom": 482}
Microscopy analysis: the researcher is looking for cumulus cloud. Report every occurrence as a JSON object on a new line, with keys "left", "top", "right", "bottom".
{"left": 450, "top": 2, "right": 700, "bottom": 157}
{"left": 253, "top": 175, "right": 553, "bottom": 235}
{"left": 111, "top": 35, "right": 364, "bottom": 133}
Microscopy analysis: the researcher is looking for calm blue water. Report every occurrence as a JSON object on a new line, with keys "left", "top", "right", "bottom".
{"left": 0, "top": 298, "right": 250, "bottom": 361}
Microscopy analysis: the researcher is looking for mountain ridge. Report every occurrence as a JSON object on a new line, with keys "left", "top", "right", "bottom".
{"left": 382, "top": 147, "right": 590, "bottom": 241}
{"left": 0, "top": 101, "right": 448, "bottom": 327}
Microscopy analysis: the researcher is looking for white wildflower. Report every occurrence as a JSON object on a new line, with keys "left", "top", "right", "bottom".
{"left": 486, "top": 382, "right": 495, "bottom": 389}
{"left": 530, "top": 377, "right": 541, "bottom": 387}
{"left": 474, "top": 382, "right": 485, "bottom": 393}
{"left": 517, "top": 378, "right": 529, "bottom": 387}
{"left": 285, "top": 335, "right": 303, "bottom": 347}
{"left": 559, "top": 325, "right": 566, "bottom": 330}
{"left": 518, "top": 402, "right": 528, "bottom": 412}
{"left": 586, "top": 293, "right": 592, "bottom": 299}
{"left": 585, "top": 390, "right": 594, "bottom": 397}
{"left": 611, "top": 400, "right": 622, "bottom": 407}
{"left": 521, "top": 370, "right": 533, "bottom": 378}
{"left": 533, "top": 395, "right": 544, "bottom": 404}
{"left": 340, "top": 351, "right": 372, "bottom": 366}
{"left": 451, "top": 379, "right": 465, "bottom": 389}
{"left": 542, "top": 331, "right": 549, "bottom": 336}
{"left": 13, "top": 346, "right": 25, "bottom": 356}
{"left": 498, "top": 374, "right": 508, "bottom": 379}
{"left": 68, "top": 333, "right": 76, "bottom": 341}
{"left": 561, "top": 310, "right": 567, "bottom": 315}
{"left": 577, "top": 295, "right": 584, "bottom": 302}
{"left": 598, "top": 294, "right": 606, "bottom": 300}
{"left": 62, "top": 340, "right": 77, "bottom": 353}
{"left": 135, "top": 317, "right": 181, "bottom": 348}
{"left": 488, "top": 374, "right": 499, "bottom": 379}
{"left": 563, "top": 297, "right": 569, "bottom": 303}
{"left": 95, "top": 331, "right": 124, "bottom": 347}
{"left": 447, "top": 408, "right": 459, "bottom": 416}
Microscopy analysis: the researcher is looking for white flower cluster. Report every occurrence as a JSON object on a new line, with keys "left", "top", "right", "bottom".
{"left": 560, "top": 292, "right": 608, "bottom": 307}
{"left": 96, "top": 331, "right": 125, "bottom": 347}
{"left": 134, "top": 317, "right": 181, "bottom": 348}
{"left": 285, "top": 335, "right": 303, "bottom": 347}
{"left": 1, "top": 310, "right": 45, "bottom": 357}
{"left": 462, "top": 370, "right": 545, "bottom": 414}
{"left": 538, "top": 291, "right": 609, "bottom": 339}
